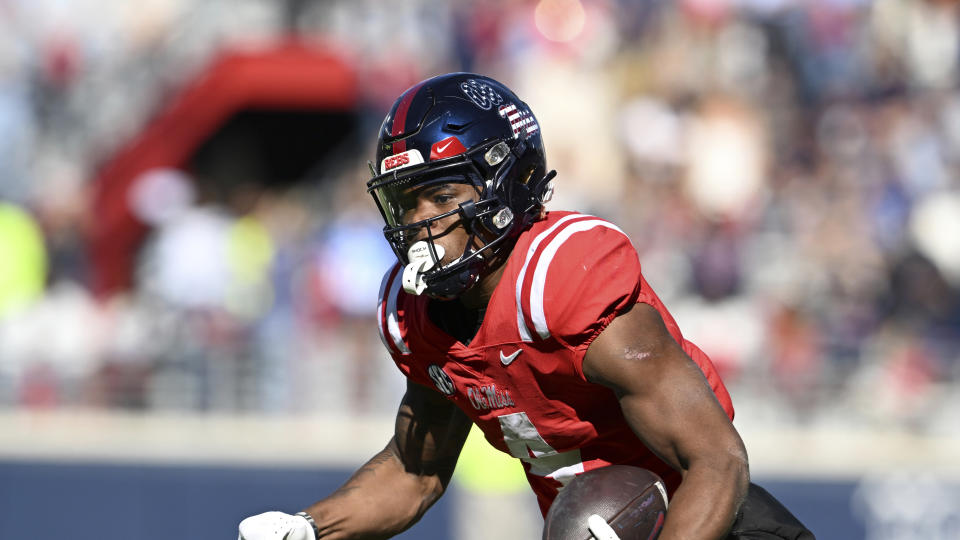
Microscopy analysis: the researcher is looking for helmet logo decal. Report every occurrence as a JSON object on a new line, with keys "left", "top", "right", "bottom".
{"left": 498, "top": 103, "right": 539, "bottom": 139}
{"left": 430, "top": 136, "right": 467, "bottom": 161}
{"left": 380, "top": 149, "right": 425, "bottom": 174}
{"left": 460, "top": 79, "right": 504, "bottom": 110}
{"left": 427, "top": 364, "right": 456, "bottom": 396}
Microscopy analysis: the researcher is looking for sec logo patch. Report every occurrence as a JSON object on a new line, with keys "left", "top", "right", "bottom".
{"left": 427, "top": 364, "right": 455, "bottom": 396}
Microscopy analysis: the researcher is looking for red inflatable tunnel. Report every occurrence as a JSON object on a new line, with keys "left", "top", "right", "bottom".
{"left": 88, "top": 42, "right": 358, "bottom": 296}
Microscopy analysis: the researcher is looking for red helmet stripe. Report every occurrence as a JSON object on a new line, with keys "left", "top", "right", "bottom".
{"left": 391, "top": 82, "right": 425, "bottom": 155}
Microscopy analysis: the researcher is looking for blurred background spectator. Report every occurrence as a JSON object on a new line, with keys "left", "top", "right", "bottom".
{"left": 0, "top": 0, "right": 957, "bottom": 467}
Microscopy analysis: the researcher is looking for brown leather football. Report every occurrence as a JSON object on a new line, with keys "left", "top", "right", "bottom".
{"left": 542, "top": 465, "right": 668, "bottom": 540}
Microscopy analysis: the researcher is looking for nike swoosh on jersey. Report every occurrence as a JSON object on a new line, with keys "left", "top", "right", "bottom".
{"left": 499, "top": 349, "right": 522, "bottom": 365}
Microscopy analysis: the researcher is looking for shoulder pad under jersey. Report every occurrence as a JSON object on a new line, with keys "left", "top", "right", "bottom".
{"left": 514, "top": 214, "right": 642, "bottom": 347}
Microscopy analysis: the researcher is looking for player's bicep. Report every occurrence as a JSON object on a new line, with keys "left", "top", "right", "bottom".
{"left": 392, "top": 379, "right": 472, "bottom": 485}
{"left": 582, "top": 303, "right": 744, "bottom": 472}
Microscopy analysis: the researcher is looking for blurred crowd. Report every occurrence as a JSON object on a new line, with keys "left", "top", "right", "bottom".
{"left": 0, "top": 0, "right": 958, "bottom": 435}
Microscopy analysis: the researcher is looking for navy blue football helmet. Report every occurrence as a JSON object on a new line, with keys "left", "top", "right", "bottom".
{"left": 367, "top": 73, "right": 556, "bottom": 299}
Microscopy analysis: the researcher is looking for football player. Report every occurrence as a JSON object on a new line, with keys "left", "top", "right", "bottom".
{"left": 239, "top": 73, "right": 812, "bottom": 540}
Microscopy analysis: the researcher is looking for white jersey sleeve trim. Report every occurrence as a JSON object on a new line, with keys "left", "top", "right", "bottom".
{"left": 376, "top": 266, "right": 392, "bottom": 352}
{"left": 515, "top": 214, "right": 593, "bottom": 342}
{"left": 377, "top": 264, "right": 410, "bottom": 355}
{"left": 529, "top": 220, "right": 626, "bottom": 341}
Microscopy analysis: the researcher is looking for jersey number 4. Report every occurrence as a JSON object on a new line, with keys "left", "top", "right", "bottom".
{"left": 497, "top": 412, "right": 583, "bottom": 486}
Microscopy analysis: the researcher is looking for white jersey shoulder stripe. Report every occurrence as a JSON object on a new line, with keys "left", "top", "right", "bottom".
{"left": 377, "top": 264, "right": 410, "bottom": 355}
{"left": 528, "top": 219, "right": 626, "bottom": 341}
{"left": 376, "top": 265, "right": 393, "bottom": 352}
{"left": 515, "top": 214, "right": 596, "bottom": 342}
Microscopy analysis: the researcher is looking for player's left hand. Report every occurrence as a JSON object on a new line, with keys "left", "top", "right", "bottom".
{"left": 238, "top": 511, "right": 316, "bottom": 540}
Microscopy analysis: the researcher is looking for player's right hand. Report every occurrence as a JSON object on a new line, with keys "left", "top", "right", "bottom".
{"left": 238, "top": 511, "right": 316, "bottom": 540}
{"left": 587, "top": 514, "right": 621, "bottom": 540}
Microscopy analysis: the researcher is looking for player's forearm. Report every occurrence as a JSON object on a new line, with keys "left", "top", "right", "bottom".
{"left": 302, "top": 443, "right": 445, "bottom": 539}
{"left": 658, "top": 451, "right": 749, "bottom": 540}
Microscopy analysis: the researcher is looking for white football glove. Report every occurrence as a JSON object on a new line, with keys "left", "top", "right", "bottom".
{"left": 587, "top": 514, "right": 621, "bottom": 540}
{"left": 238, "top": 511, "right": 316, "bottom": 540}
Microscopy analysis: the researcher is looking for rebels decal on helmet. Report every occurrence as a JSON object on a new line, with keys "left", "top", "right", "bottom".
{"left": 380, "top": 149, "right": 424, "bottom": 174}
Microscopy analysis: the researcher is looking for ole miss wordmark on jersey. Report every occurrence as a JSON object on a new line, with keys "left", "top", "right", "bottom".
{"left": 376, "top": 212, "right": 735, "bottom": 515}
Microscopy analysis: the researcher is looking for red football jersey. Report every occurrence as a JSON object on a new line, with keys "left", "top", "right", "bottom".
{"left": 377, "top": 211, "right": 734, "bottom": 515}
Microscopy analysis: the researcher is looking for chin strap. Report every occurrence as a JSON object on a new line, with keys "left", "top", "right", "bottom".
{"left": 538, "top": 170, "right": 557, "bottom": 203}
{"left": 402, "top": 241, "right": 446, "bottom": 295}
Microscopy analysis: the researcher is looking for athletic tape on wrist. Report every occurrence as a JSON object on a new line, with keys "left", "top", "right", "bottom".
{"left": 296, "top": 511, "right": 320, "bottom": 540}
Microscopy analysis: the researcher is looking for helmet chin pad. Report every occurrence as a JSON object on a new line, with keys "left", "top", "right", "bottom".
{"left": 421, "top": 254, "right": 483, "bottom": 299}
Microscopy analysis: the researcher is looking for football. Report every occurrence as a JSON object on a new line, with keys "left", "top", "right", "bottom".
{"left": 542, "top": 465, "right": 668, "bottom": 540}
